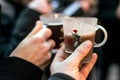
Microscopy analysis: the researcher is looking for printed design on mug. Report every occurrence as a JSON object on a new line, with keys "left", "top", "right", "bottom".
{"left": 72, "top": 29, "right": 81, "bottom": 48}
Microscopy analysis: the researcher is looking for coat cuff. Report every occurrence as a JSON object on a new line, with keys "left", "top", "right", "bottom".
{"left": 0, "top": 57, "right": 43, "bottom": 80}
{"left": 48, "top": 73, "right": 75, "bottom": 80}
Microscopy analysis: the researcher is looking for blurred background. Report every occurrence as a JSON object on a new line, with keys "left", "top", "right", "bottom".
{"left": 0, "top": 0, "right": 120, "bottom": 80}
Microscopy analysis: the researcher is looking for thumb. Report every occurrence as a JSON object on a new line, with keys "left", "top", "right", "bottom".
{"left": 52, "top": 45, "right": 70, "bottom": 63}
{"left": 66, "top": 40, "right": 92, "bottom": 65}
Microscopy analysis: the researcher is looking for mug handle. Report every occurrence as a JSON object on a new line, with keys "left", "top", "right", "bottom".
{"left": 94, "top": 25, "right": 108, "bottom": 47}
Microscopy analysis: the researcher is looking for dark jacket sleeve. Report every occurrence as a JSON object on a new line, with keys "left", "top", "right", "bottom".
{"left": 12, "top": 8, "right": 41, "bottom": 41}
{"left": 0, "top": 57, "right": 43, "bottom": 80}
{"left": 0, "top": 8, "right": 41, "bottom": 57}
{"left": 48, "top": 73, "right": 75, "bottom": 80}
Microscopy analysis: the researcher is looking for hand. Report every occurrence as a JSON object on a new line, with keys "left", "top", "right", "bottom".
{"left": 28, "top": 0, "right": 52, "bottom": 14}
{"left": 50, "top": 40, "right": 97, "bottom": 80}
{"left": 10, "top": 21, "right": 55, "bottom": 71}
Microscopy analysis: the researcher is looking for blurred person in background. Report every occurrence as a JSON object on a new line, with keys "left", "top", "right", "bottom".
{"left": 116, "top": 0, "right": 120, "bottom": 19}
{"left": 0, "top": 0, "right": 32, "bottom": 57}
{"left": 53, "top": 0, "right": 98, "bottom": 17}
{"left": 96, "top": 0, "right": 120, "bottom": 80}
{"left": 0, "top": 0, "right": 16, "bottom": 54}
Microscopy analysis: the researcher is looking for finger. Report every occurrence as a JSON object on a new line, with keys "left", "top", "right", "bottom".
{"left": 34, "top": 27, "right": 52, "bottom": 41}
{"left": 66, "top": 40, "right": 92, "bottom": 64}
{"left": 47, "top": 39, "right": 56, "bottom": 50}
{"left": 40, "top": 40, "right": 55, "bottom": 54}
{"left": 28, "top": 21, "right": 42, "bottom": 37}
{"left": 53, "top": 45, "right": 70, "bottom": 62}
{"left": 80, "top": 53, "right": 98, "bottom": 79}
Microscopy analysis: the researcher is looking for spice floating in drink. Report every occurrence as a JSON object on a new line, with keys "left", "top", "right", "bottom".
{"left": 64, "top": 29, "right": 81, "bottom": 53}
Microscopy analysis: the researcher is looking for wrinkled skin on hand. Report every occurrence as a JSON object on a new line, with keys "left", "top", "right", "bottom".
{"left": 50, "top": 40, "right": 97, "bottom": 80}
{"left": 10, "top": 21, "right": 55, "bottom": 71}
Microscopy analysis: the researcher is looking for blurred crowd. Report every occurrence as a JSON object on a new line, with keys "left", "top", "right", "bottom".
{"left": 0, "top": 0, "right": 120, "bottom": 80}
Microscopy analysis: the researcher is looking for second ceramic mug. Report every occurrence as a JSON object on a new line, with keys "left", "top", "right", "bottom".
{"left": 63, "top": 17, "right": 108, "bottom": 64}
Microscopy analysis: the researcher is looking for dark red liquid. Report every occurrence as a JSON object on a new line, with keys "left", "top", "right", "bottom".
{"left": 64, "top": 33, "right": 95, "bottom": 63}
{"left": 64, "top": 35, "right": 76, "bottom": 52}
{"left": 47, "top": 24, "right": 63, "bottom": 49}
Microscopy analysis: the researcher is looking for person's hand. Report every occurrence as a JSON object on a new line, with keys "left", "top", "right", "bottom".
{"left": 50, "top": 40, "right": 97, "bottom": 80}
{"left": 28, "top": 0, "right": 52, "bottom": 14}
{"left": 10, "top": 21, "right": 55, "bottom": 71}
